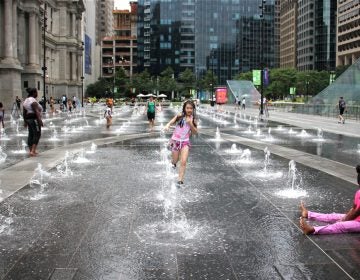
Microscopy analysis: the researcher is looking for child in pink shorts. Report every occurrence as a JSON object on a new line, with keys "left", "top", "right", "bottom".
{"left": 300, "top": 165, "right": 360, "bottom": 235}
{"left": 164, "top": 100, "right": 198, "bottom": 187}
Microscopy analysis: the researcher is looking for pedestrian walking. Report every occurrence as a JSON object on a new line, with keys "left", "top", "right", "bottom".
{"left": 241, "top": 97, "right": 246, "bottom": 110}
{"left": 50, "top": 97, "right": 55, "bottom": 114}
{"left": 67, "top": 99, "right": 73, "bottom": 113}
{"left": 62, "top": 95, "right": 67, "bottom": 111}
{"left": 23, "top": 88, "right": 43, "bottom": 157}
{"left": 338, "top": 97, "right": 346, "bottom": 124}
{"left": 145, "top": 95, "right": 157, "bottom": 132}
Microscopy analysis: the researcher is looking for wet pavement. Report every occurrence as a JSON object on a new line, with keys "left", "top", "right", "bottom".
{"left": 0, "top": 106, "right": 359, "bottom": 279}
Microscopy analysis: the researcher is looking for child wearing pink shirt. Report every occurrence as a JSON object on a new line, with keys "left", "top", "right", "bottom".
{"left": 300, "top": 165, "right": 360, "bottom": 235}
{"left": 164, "top": 100, "right": 198, "bottom": 187}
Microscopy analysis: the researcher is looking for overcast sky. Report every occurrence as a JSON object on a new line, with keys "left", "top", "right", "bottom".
{"left": 114, "top": 0, "right": 130, "bottom": 10}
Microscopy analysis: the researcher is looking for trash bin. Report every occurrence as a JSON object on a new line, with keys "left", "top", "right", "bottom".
{"left": 210, "top": 101, "right": 215, "bottom": 107}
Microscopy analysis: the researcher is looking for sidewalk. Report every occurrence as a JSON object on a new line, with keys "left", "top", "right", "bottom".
{"left": 214, "top": 105, "right": 360, "bottom": 138}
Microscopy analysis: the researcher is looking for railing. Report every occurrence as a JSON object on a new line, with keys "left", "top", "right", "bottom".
{"left": 270, "top": 102, "right": 360, "bottom": 121}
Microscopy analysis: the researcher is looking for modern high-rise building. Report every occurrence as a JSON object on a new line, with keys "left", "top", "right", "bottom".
{"left": 96, "top": 0, "right": 114, "bottom": 45}
{"left": 296, "top": 0, "right": 337, "bottom": 71}
{"left": 101, "top": 2, "right": 138, "bottom": 80}
{"left": 137, "top": 0, "right": 279, "bottom": 84}
{"left": 0, "top": 0, "right": 85, "bottom": 109}
{"left": 336, "top": 0, "right": 360, "bottom": 66}
{"left": 280, "top": 0, "right": 297, "bottom": 68}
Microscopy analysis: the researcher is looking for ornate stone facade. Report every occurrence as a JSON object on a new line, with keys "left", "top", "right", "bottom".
{"left": 0, "top": 0, "right": 85, "bottom": 109}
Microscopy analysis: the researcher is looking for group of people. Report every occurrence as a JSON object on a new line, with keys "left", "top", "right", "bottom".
{"left": 60, "top": 95, "right": 80, "bottom": 112}
{"left": 1, "top": 88, "right": 360, "bottom": 235}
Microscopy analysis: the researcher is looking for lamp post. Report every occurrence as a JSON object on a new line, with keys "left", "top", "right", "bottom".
{"left": 81, "top": 42, "right": 84, "bottom": 107}
{"left": 305, "top": 75, "right": 309, "bottom": 102}
{"left": 41, "top": 4, "right": 48, "bottom": 112}
{"left": 259, "top": 0, "right": 266, "bottom": 118}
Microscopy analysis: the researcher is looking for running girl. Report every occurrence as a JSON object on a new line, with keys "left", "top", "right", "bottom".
{"left": 164, "top": 100, "right": 198, "bottom": 187}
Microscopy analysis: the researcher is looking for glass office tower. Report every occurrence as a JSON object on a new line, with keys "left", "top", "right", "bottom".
{"left": 137, "top": 0, "right": 278, "bottom": 84}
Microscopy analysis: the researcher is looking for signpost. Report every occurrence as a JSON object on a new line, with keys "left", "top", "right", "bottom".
{"left": 253, "top": 70, "right": 261, "bottom": 86}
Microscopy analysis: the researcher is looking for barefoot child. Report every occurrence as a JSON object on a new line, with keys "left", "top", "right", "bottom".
{"left": 300, "top": 164, "right": 360, "bottom": 235}
{"left": 104, "top": 104, "right": 112, "bottom": 129}
{"left": 164, "top": 100, "right": 198, "bottom": 187}
{"left": 145, "top": 95, "right": 157, "bottom": 131}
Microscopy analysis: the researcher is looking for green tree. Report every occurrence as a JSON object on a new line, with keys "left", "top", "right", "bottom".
{"left": 113, "top": 67, "right": 130, "bottom": 97}
{"left": 199, "top": 70, "right": 217, "bottom": 94}
{"left": 86, "top": 78, "right": 112, "bottom": 98}
{"left": 129, "top": 70, "right": 155, "bottom": 95}
{"left": 158, "top": 67, "right": 178, "bottom": 97}
{"left": 264, "top": 68, "right": 297, "bottom": 99}
{"left": 234, "top": 71, "right": 252, "bottom": 81}
{"left": 178, "top": 68, "right": 196, "bottom": 97}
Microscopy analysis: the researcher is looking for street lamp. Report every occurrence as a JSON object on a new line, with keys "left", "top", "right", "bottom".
{"left": 259, "top": 0, "right": 266, "bottom": 118}
{"left": 41, "top": 4, "right": 48, "bottom": 112}
{"left": 81, "top": 42, "right": 84, "bottom": 107}
{"left": 305, "top": 75, "right": 309, "bottom": 102}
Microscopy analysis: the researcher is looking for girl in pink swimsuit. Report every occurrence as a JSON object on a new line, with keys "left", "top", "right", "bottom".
{"left": 164, "top": 100, "right": 198, "bottom": 187}
{"left": 300, "top": 165, "right": 360, "bottom": 235}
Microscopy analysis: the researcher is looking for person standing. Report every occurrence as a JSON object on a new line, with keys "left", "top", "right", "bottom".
{"left": 338, "top": 97, "right": 346, "bottom": 124}
{"left": 62, "top": 95, "right": 67, "bottom": 111}
{"left": 67, "top": 99, "right": 73, "bottom": 113}
{"left": 145, "top": 95, "right": 157, "bottom": 132}
{"left": 15, "top": 96, "right": 21, "bottom": 110}
{"left": 0, "top": 102, "right": 5, "bottom": 129}
{"left": 72, "top": 96, "right": 77, "bottom": 110}
{"left": 241, "top": 97, "right": 246, "bottom": 110}
{"left": 104, "top": 103, "right": 112, "bottom": 129}
{"left": 23, "top": 88, "right": 43, "bottom": 157}
{"left": 50, "top": 97, "right": 55, "bottom": 114}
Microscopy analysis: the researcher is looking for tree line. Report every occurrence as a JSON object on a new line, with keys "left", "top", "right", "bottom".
{"left": 86, "top": 65, "right": 349, "bottom": 100}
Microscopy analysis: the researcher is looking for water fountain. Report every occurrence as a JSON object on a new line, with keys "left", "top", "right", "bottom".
{"left": 255, "top": 128, "right": 262, "bottom": 137}
{"left": 86, "top": 142, "right": 97, "bottom": 154}
{"left": 237, "top": 149, "right": 253, "bottom": 164}
{"left": 225, "top": 144, "right": 243, "bottom": 155}
{"left": 263, "top": 147, "right": 271, "bottom": 173}
{"left": 29, "top": 163, "right": 51, "bottom": 200}
{"left": 49, "top": 128, "right": 59, "bottom": 141}
{"left": 264, "top": 127, "right": 274, "bottom": 142}
{"left": 0, "top": 146, "right": 7, "bottom": 164}
{"left": 0, "top": 204, "right": 15, "bottom": 234}
{"left": 357, "top": 144, "right": 360, "bottom": 154}
{"left": 233, "top": 116, "right": 239, "bottom": 128}
{"left": 12, "top": 140, "right": 27, "bottom": 154}
{"left": 288, "top": 128, "right": 297, "bottom": 135}
{"left": 275, "top": 160, "right": 308, "bottom": 198}
{"left": 72, "top": 148, "right": 91, "bottom": 164}
{"left": 244, "top": 125, "right": 254, "bottom": 134}
{"left": 276, "top": 125, "right": 284, "bottom": 131}
{"left": 215, "top": 127, "right": 221, "bottom": 140}
{"left": 57, "top": 151, "right": 73, "bottom": 177}
{"left": 0, "top": 128, "right": 11, "bottom": 141}
{"left": 313, "top": 128, "right": 325, "bottom": 142}
{"left": 298, "top": 129, "right": 309, "bottom": 138}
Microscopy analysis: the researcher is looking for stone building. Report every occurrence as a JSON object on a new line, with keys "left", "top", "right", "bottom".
{"left": 0, "top": 0, "right": 85, "bottom": 110}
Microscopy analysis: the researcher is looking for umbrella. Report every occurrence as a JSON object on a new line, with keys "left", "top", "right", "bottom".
{"left": 145, "top": 93, "right": 155, "bottom": 97}
{"left": 158, "top": 94, "right": 167, "bottom": 98}
{"left": 137, "top": 94, "right": 145, "bottom": 97}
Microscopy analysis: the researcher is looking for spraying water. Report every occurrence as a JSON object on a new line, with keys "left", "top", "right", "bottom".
{"left": 12, "top": 140, "right": 27, "bottom": 154}
{"left": 275, "top": 160, "right": 308, "bottom": 198}
{"left": 0, "top": 146, "right": 7, "bottom": 164}
{"left": 29, "top": 163, "right": 51, "bottom": 200}
{"left": 57, "top": 151, "right": 73, "bottom": 177}
{"left": 263, "top": 147, "right": 271, "bottom": 173}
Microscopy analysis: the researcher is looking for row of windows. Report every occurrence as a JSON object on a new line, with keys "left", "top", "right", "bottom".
{"left": 338, "top": 29, "right": 360, "bottom": 42}
{"left": 339, "top": 0, "right": 360, "bottom": 13}
{"left": 338, "top": 18, "right": 360, "bottom": 33}
{"left": 338, "top": 39, "right": 360, "bottom": 51}
{"left": 339, "top": 8, "right": 360, "bottom": 23}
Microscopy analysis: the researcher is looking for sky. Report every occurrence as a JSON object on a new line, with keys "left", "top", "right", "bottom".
{"left": 114, "top": 0, "right": 130, "bottom": 10}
